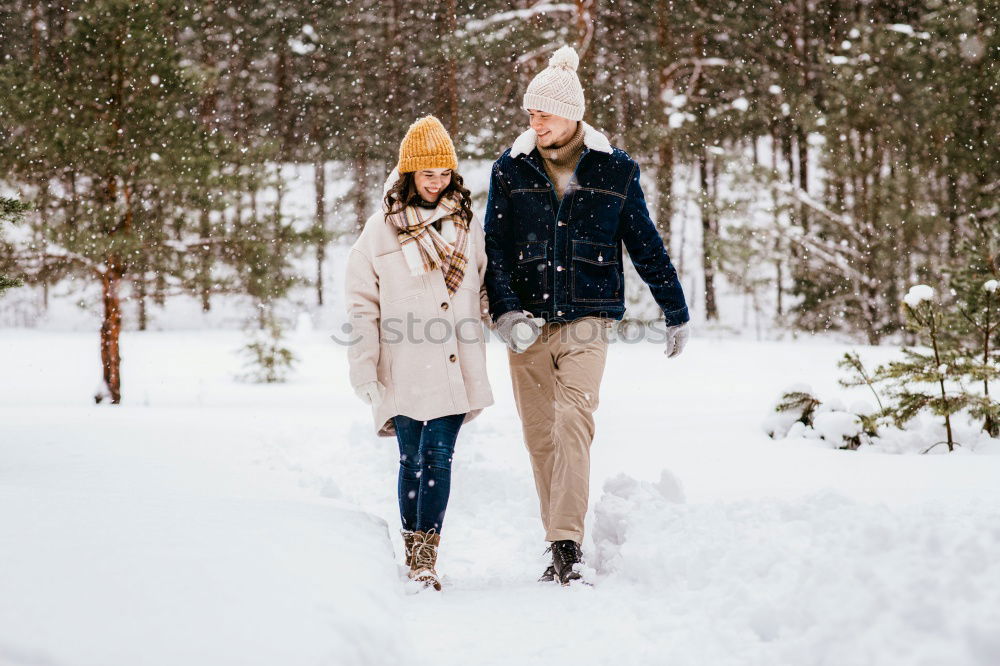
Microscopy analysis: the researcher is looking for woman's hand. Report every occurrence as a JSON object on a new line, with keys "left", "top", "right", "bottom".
{"left": 354, "top": 380, "right": 386, "bottom": 407}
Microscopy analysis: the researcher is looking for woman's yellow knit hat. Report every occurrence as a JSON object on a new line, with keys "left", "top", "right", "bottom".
{"left": 397, "top": 115, "right": 458, "bottom": 173}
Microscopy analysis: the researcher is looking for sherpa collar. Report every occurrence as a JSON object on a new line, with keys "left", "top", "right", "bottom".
{"left": 510, "top": 121, "right": 613, "bottom": 158}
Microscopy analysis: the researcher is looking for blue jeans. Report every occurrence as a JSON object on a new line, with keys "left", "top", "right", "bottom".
{"left": 392, "top": 413, "right": 466, "bottom": 535}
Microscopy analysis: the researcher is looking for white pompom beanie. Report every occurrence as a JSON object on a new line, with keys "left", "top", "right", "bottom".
{"left": 522, "top": 46, "right": 585, "bottom": 121}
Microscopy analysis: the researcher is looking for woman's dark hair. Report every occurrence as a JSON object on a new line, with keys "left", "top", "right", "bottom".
{"left": 383, "top": 170, "right": 473, "bottom": 225}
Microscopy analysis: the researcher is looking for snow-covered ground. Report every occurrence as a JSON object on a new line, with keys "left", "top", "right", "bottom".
{"left": 2, "top": 328, "right": 999, "bottom": 666}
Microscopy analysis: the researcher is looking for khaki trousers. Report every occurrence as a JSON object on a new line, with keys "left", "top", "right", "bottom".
{"left": 508, "top": 316, "right": 611, "bottom": 543}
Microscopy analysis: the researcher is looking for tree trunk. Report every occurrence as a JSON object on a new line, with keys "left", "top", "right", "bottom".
{"left": 655, "top": 142, "right": 674, "bottom": 249}
{"left": 946, "top": 168, "right": 958, "bottom": 258}
{"left": 199, "top": 208, "right": 212, "bottom": 312}
{"left": 387, "top": 0, "right": 403, "bottom": 94}
{"left": 314, "top": 155, "right": 326, "bottom": 306}
{"left": 795, "top": 124, "right": 809, "bottom": 231}
{"left": 441, "top": 0, "right": 459, "bottom": 136}
{"left": 136, "top": 276, "right": 147, "bottom": 331}
{"left": 771, "top": 128, "right": 784, "bottom": 318}
{"left": 38, "top": 177, "right": 51, "bottom": 310}
{"left": 98, "top": 267, "right": 123, "bottom": 404}
{"left": 573, "top": 0, "right": 594, "bottom": 57}
{"left": 654, "top": 0, "right": 674, "bottom": 249}
{"left": 700, "top": 150, "right": 718, "bottom": 320}
{"left": 354, "top": 148, "right": 369, "bottom": 232}
{"left": 274, "top": 36, "right": 294, "bottom": 158}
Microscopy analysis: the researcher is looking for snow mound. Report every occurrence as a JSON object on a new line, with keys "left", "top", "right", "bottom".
{"left": 0, "top": 431, "right": 404, "bottom": 666}
{"left": 812, "top": 409, "right": 863, "bottom": 446}
{"left": 591, "top": 484, "right": 1000, "bottom": 664}
{"left": 592, "top": 471, "right": 685, "bottom": 575}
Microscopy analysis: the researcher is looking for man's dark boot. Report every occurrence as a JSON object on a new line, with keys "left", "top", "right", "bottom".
{"left": 538, "top": 544, "right": 557, "bottom": 582}
{"left": 550, "top": 540, "right": 583, "bottom": 586}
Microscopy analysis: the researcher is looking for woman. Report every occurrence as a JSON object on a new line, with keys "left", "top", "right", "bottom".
{"left": 344, "top": 115, "right": 494, "bottom": 591}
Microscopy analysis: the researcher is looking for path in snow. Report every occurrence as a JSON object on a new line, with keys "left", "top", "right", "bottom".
{"left": 2, "top": 329, "right": 999, "bottom": 665}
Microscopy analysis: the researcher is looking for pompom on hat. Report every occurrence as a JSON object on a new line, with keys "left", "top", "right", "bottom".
{"left": 522, "top": 45, "right": 585, "bottom": 121}
{"left": 397, "top": 115, "right": 458, "bottom": 173}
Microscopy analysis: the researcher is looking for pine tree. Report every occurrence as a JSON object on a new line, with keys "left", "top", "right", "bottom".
{"left": 1, "top": 1, "right": 249, "bottom": 403}
{"left": 238, "top": 310, "right": 298, "bottom": 384}
{"left": 946, "top": 225, "right": 1000, "bottom": 435}
{"left": 0, "top": 197, "right": 29, "bottom": 294}
{"left": 877, "top": 286, "right": 969, "bottom": 452}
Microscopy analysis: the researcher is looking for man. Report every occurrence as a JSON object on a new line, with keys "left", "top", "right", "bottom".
{"left": 484, "top": 45, "right": 691, "bottom": 585}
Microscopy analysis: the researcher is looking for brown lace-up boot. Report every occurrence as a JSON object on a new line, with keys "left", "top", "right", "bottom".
{"left": 409, "top": 530, "right": 442, "bottom": 591}
{"left": 401, "top": 530, "right": 415, "bottom": 567}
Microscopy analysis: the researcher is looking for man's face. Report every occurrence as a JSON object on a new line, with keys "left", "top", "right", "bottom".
{"left": 527, "top": 110, "right": 577, "bottom": 149}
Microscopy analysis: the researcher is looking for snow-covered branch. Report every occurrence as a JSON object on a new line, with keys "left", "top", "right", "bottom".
{"left": 460, "top": 2, "right": 575, "bottom": 35}
{"left": 783, "top": 229, "right": 878, "bottom": 289}
{"left": 970, "top": 206, "right": 998, "bottom": 220}
{"left": 12, "top": 242, "right": 106, "bottom": 277}
{"left": 516, "top": 45, "right": 552, "bottom": 67}
{"left": 661, "top": 58, "right": 730, "bottom": 85}
{"left": 774, "top": 182, "right": 868, "bottom": 247}
{"left": 160, "top": 237, "right": 231, "bottom": 253}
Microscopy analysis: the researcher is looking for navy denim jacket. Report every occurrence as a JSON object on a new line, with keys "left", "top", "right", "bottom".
{"left": 484, "top": 124, "right": 690, "bottom": 326}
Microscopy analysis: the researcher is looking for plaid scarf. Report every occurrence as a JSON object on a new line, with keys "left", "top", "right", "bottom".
{"left": 385, "top": 191, "right": 470, "bottom": 296}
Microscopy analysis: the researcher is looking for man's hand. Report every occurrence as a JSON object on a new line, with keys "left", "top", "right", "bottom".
{"left": 496, "top": 310, "right": 542, "bottom": 353}
{"left": 664, "top": 322, "right": 690, "bottom": 359}
{"left": 354, "top": 380, "right": 386, "bottom": 407}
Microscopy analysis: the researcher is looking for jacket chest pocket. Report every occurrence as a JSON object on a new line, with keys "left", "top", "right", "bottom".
{"left": 510, "top": 188, "right": 555, "bottom": 231}
{"left": 373, "top": 250, "right": 424, "bottom": 303}
{"left": 570, "top": 240, "right": 621, "bottom": 303}
{"left": 567, "top": 188, "right": 624, "bottom": 235}
{"left": 512, "top": 240, "right": 548, "bottom": 305}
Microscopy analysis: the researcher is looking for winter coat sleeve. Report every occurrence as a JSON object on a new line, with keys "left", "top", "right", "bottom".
{"left": 344, "top": 246, "right": 381, "bottom": 389}
{"left": 483, "top": 161, "right": 524, "bottom": 322}
{"left": 472, "top": 214, "right": 496, "bottom": 331}
{"left": 619, "top": 161, "right": 690, "bottom": 327}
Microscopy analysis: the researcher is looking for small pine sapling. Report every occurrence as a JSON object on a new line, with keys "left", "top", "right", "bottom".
{"left": 239, "top": 312, "right": 297, "bottom": 384}
{"left": 952, "top": 263, "right": 1000, "bottom": 437}
{"left": 0, "top": 198, "right": 29, "bottom": 294}
{"left": 837, "top": 352, "right": 885, "bottom": 446}
{"left": 879, "top": 286, "right": 968, "bottom": 452}
{"left": 774, "top": 390, "right": 821, "bottom": 428}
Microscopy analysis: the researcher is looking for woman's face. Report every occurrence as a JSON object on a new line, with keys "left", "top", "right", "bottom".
{"left": 413, "top": 168, "right": 452, "bottom": 204}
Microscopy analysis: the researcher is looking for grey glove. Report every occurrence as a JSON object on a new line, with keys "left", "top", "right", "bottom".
{"left": 495, "top": 310, "right": 542, "bottom": 353}
{"left": 664, "top": 322, "right": 690, "bottom": 358}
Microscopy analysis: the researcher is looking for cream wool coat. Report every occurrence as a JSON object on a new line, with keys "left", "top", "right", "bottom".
{"left": 345, "top": 175, "right": 495, "bottom": 437}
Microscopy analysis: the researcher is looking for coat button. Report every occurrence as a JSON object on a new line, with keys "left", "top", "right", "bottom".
{"left": 557, "top": 221, "right": 567, "bottom": 226}
{"left": 556, "top": 265, "right": 564, "bottom": 272}
{"left": 556, "top": 311, "right": 564, "bottom": 316}
{"left": 449, "top": 354, "right": 457, "bottom": 362}
{"left": 441, "top": 302, "right": 449, "bottom": 310}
